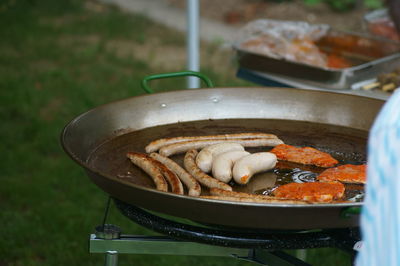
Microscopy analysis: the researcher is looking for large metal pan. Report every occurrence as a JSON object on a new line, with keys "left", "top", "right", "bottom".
{"left": 61, "top": 78, "right": 384, "bottom": 230}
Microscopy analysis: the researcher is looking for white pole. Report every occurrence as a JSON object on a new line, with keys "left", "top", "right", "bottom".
{"left": 186, "top": 0, "right": 200, "bottom": 89}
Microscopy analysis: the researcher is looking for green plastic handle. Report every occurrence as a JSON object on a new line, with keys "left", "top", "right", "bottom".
{"left": 340, "top": 207, "right": 362, "bottom": 219}
{"left": 141, "top": 71, "right": 214, "bottom": 94}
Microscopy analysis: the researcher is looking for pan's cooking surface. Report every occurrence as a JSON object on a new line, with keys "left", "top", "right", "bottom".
{"left": 62, "top": 87, "right": 384, "bottom": 229}
{"left": 88, "top": 118, "right": 367, "bottom": 202}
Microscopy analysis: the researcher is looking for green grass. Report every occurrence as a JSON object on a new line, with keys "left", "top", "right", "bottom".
{"left": 0, "top": 0, "right": 350, "bottom": 265}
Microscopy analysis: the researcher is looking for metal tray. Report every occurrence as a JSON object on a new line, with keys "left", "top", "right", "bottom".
{"left": 364, "top": 8, "right": 400, "bottom": 41}
{"left": 234, "top": 30, "right": 400, "bottom": 90}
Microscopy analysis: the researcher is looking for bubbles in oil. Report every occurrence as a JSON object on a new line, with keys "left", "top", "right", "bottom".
{"left": 347, "top": 192, "right": 365, "bottom": 202}
{"left": 256, "top": 168, "right": 317, "bottom": 196}
{"left": 117, "top": 171, "right": 133, "bottom": 179}
{"left": 345, "top": 184, "right": 365, "bottom": 202}
{"left": 260, "top": 187, "right": 277, "bottom": 196}
{"left": 274, "top": 167, "right": 317, "bottom": 184}
{"left": 291, "top": 169, "right": 317, "bottom": 183}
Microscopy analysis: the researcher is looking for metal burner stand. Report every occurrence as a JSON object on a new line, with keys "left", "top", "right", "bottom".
{"left": 89, "top": 198, "right": 361, "bottom": 266}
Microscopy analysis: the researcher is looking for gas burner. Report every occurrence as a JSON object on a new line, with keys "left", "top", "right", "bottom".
{"left": 89, "top": 198, "right": 361, "bottom": 266}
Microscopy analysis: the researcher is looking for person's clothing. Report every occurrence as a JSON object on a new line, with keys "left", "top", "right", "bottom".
{"left": 357, "top": 89, "right": 400, "bottom": 265}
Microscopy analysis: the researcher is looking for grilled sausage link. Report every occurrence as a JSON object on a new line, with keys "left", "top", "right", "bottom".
{"left": 159, "top": 138, "right": 284, "bottom": 157}
{"left": 126, "top": 152, "right": 168, "bottom": 192}
{"left": 145, "top": 132, "right": 280, "bottom": 153}
{"left": 201, "top": 195, "right": 309, "bottom": 204}
{"left": 150, "top": 158, "right": 184, "bottom": 195}
{"left": 208, "top": 188, "right": 308, "bottom": 204}
{"left": 149, "top": 152, "right": 201, "bottom": 196}
{"left": 184, "top": 149, "right": 232, "bottom": 191}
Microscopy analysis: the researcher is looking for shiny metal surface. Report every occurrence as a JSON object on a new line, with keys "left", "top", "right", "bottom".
{"left": 236, "top": 49, "right": 400, "bottom": 90}
{"left": 235, "top": 28, "right": 400, "bottom": 91}
{"left": 61, "top": 87, "right": 384, "bottom": 230}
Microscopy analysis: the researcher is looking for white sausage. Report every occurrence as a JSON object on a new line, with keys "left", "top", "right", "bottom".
{"left": 232, "top": 152, "right": 277, "bottom": 185}
{"left": 145, "top": 132, "right": 279, "bottom": 153}
{"left": 149, "top": 152, "right": 201, "bottom": 196}
{"left": 196, "top": 142, "right": 244, "bottom": 173}
{"left": 184, "top": 149, "right": 232, "bottom": 191}
{"left": 212, "top": 150, "right": 250, "bottom": 183}
{"left": 126, "top": 152, "right": 168, "bottom": 192}
{"left": 159, "top": 138, "right": 283, "bottom": 157}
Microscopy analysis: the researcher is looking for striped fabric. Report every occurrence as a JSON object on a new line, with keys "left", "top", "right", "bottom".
{"left": 356, "top": 89, "right": 400, "bottom": 266}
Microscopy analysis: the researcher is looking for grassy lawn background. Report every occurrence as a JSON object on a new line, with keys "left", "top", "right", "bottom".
{"left": 0, "top": 0, "right": 351, "bottom": 265}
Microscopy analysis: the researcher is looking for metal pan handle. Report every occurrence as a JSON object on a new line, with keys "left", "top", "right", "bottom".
{"left": 141, "top": 71, "right": 214, "bottom": 94}
{"left": 340, "top": 207, "right": 362, "bottom": 218}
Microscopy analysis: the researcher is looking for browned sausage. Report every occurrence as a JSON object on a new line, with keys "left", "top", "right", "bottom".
{"left": 149, "top": 152, "right": 201, "bottom": 196}
{"left": 208, "top": 188, "right": 308, "bottom": 204}
{"left": 145, "top": 132, "right": 280, "bottom": 153}
{"left": 150, "top": 158, "right": 184, "bottom": 195}
{"left": 126, "top": 152, "right": 168, "bottom": 192}
{"left": 200, "top": 195, "right": 309, "bottom": 204}
{"left": 159, "top": 138, "right": 284, "bottom": 157}
{"left": 183, "top": 149, "right": 232, "bottom": 191}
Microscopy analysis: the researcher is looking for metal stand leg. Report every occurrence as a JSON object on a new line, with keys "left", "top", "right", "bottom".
{"left": 105, "top": 250, "right": 118, "bottom": 266}
{"left": 90, "top": 232, "right": 311, "bottom": 266}
{"left": 97, "top": 197, "right": 120, "bottom": 266}
{"left": 236, "top": 249, "right": 311, "bottom": 266}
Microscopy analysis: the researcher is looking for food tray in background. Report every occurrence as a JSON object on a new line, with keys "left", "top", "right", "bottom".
{"left": 234, "top": 19, "right": 400, "bottom": 90}
{"left": 364, "top": 8, "right": 400, "bottom": 41}
{"left": 352, "top": 66, "right": 400, "bottom": 94}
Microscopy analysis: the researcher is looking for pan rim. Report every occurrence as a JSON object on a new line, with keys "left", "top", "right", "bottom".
{"left": 61, "top": 87, "right": 379, "bottom": 208}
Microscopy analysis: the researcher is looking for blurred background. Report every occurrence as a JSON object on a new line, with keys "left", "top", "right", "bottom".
{"left": 0, "top": 0, "right": 386, "bottom": 265}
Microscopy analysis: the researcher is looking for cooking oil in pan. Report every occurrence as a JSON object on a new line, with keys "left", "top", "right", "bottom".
{"left": 235, "top": 160, "right": 365, "bottom": 202}
{"left": 88, "top": 118, "right": 367, "bottom": 202}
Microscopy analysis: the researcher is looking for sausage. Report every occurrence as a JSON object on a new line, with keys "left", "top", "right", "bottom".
{"left": 200, "top": 195, "right": 309, "bottom": 204}
{"left": 149, "top": 152, "right": 201, "bottom": 196}
{"left": 208, "top": 188, "right": 309, "bottom": 204}
{"left": 159, "top": 138, "right": 284, "bottom": 157}
{"left": 183, "top": 149, "right": 232, "bottom": 191}
{"left": 212, "top": 150, "right": 250, "bottom": 183}
{"left": 232, "top": 152, "right": 277, "bottom": 185}
{"left": 150, "top": 158, "right": 184, "bottom": 195}
{"left": 145, "top": 132, "right": 280, "bottom": 153}
{"left": 209, "top": 187, "right": 273, "bottom": 199}
{"left": 196, "top": 142, "right": 244, "bottom": 173}
{"left": 126, "top": 152, "right": 168, "bottom": 192}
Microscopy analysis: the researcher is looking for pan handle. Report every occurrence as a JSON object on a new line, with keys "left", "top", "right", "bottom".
{"left": 141, "top": 71, "right": 214, "bottom": 94}
{"left": 340, "top": 206, "right": 362, "bottom": 218}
